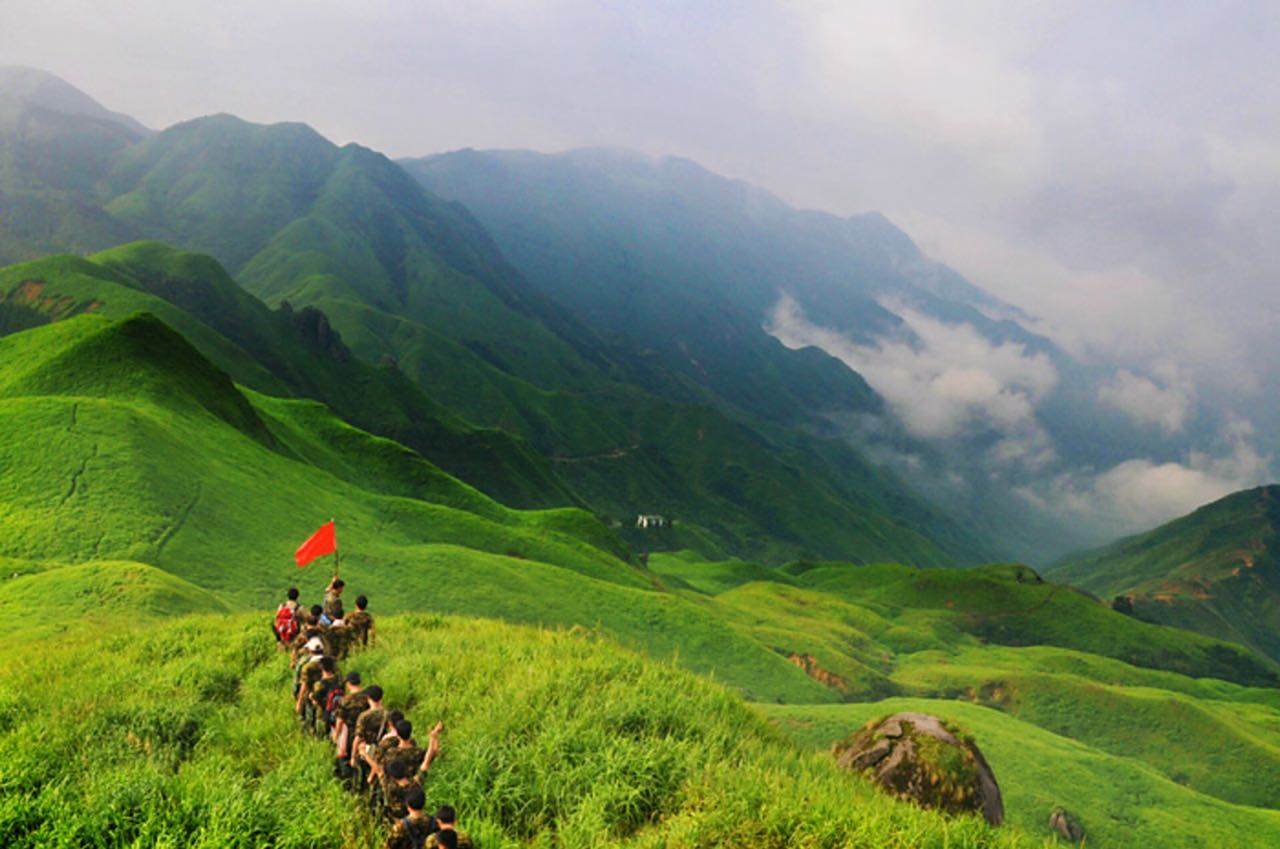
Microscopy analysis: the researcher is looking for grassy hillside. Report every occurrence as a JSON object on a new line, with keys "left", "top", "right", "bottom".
{"left": 0, "top": 313, "right": 851, "bottom": 703}
{"left": 764, "top": 699, "right": 1280, "bottom": 849}
{"left": 5, "top": 313, "right": 1280, "bottom": 845}
{"left": 0, "top": 244, "right": 578, "bottom": 509}
{"left": 646, "top": 551, "right": 1280, "bottom": 842}
{"left": 1050, "top": 486, "right": 1280, "bottom": 662}
{"left": 0, "top": 611, "right": 1044, "bottom": 849}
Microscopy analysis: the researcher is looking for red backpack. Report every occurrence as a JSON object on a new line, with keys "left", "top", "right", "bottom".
{"left": 274, "top": 603, "right": 299, "bottom": 643}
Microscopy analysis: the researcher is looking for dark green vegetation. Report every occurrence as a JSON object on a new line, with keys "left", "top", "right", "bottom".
{"left": 0, "top": 242, "right": 574, "bottom": 509}
{"left": 1050, "top": 485, "right": 1280, "bottom": 663}
{"left": 0, "top": 67, "right": 985, "bottom": 565}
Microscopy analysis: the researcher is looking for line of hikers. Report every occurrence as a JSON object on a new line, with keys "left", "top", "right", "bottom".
{"left": 274, "top": 578, "right": 471, "bottom": 849}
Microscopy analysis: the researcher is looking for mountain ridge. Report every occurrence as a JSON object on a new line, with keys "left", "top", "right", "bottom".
{"left": 1049, "top": 484, "right": 1280, "bottom": 661}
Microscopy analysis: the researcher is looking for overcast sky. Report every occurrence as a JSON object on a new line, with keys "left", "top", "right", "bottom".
{"left": 5, "top": 1, "right": 1278, "bottom": 419}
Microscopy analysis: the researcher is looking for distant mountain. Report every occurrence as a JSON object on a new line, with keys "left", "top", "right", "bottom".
{"left": 1049, "top": 485, "right": 1280, "bottom": 661}
{"left": 403, "top": 147, "right": 1231, "bottom": 557}
{"left": 0, "top": 66, "right": 150, "bottom": 136}
{"left": 0, "top": 67, "right": 144, "bottom": 262}
{"left": 0, "top": 70, "right": 989, "bottom": 565}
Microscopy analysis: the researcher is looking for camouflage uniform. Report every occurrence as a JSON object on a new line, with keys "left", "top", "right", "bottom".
{"left": 323, "top": 589, "right": 344, "bottom": 621}
{"left": 354, "top": 706, "right": 389, "bottom": 749}
{"left": 296, "top": 657, "right": 326, "bottom": 721}
{"left": 384, "top": 811, "right": 436, "bottom": 849}
{"left": 425, "top": 831, "right": 473, "bottom": 849}
{"left": 381, "top": 777, "right": 423, "bottom": 820}
{"left": 346, "top": 609, "right": 374, "bottom": 647}
{"left": 382, "top": 743, "right": 427, "bottom": 778}
{"left": 323, "top": 624, "right": 351, "bottom": 659}
{"left": 311, "top": 675, "right": 340, "bottom": 734}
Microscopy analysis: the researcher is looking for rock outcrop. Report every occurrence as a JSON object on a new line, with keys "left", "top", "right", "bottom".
{"left": 832, "top": 712, "right": 1004, "bottom": 825}
{"left": 1049, "top": 807, "right": 1084, "bottom": 842}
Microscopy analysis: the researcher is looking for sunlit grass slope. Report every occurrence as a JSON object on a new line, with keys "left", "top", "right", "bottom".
{"left": 650, "top": 551, "right": 1280, "bottom": 843}
{"left": 0, "top": 613, "right": 1043, "bottom": 849}
{"left": 762, "top": 699, "right": 1280, "bottom": 849}
{"left": 0, "top": 312, "right": 837, "bottom": 703}
{"left": 1050, "top": 485, "right": 1280, "bottom": 662}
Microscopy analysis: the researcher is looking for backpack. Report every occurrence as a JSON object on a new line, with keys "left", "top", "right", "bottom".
{"left": 401, "top": 816, "right": 431, "bottom": 849}
{"left": 274, "top": 603, "right": 299, "bottom": 643}
{"left": 325, "top": 686, "right": 344, "bottom": 715}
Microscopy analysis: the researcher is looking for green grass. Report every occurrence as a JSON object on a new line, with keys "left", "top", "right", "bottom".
{"left": 762, "top": 699, "right": 1280, "bottom": 849}
{"left": 6, "top": 312, "right": 1280, "bottom": 846}
{"left": 0, "top": 244, "right": 579, "bottom": 510}
{"left": 0, "top": 613, "right": 1043, "bottom": 849}
{"left": 1050, "top": 486, "right": 1280, "bottom": 662}
{"left": 0, "top": 312, "right": 841, "bottom": 703}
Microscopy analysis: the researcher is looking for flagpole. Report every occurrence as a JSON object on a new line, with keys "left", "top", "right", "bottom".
{"left": 332, "top": 518, "right": 340, "bottom": 578}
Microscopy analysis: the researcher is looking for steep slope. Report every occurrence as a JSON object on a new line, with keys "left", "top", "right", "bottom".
{"left": 404, "top": 148, "right": 887, "bottom": 430}
{"left": 102, "top": 114, "right": 608, "bottom": 392}
{"left": 405, "top": 147, "right": 1216, "bottom": 559}
{"left": 1049, "top": 485, "right": 1280, "bottom": 661}
{"left": 0, "top": 244, "right": 577, "bottom": 509}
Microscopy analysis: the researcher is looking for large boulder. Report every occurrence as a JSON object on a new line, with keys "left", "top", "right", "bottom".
{"left": 832, "top": 712, "right": 1004, "bottom": 825}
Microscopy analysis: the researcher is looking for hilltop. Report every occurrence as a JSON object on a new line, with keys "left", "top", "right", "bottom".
{"left": 1049, "top": 485, "right": 1280, "bottom": 661}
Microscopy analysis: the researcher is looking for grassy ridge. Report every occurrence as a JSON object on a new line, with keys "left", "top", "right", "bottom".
{"left": 0, "top": 613, "right": 1042, "bottom": 849}
{"left": 648, "top": 551, "right": 1280, "bottom": 841}
{"left": 0, "top": 244, "right": 579, "bottom": 510}
{"left": 1050, "top": 485, "right": 1280, "bottom": 662}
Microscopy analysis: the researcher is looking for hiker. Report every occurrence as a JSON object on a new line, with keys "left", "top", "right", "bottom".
{"left": 293, "top": 638, "right": 326, "bottom": 708}
{"left": 291, "top": 606, "right": 327, "bottom": 667}
{"left": 334, "top": 673, "right": 372, "bottom": 782}
{"left": 369, "top": 718, "right": 437, "bottom": 787}
{"left": 323, "top": 618, "right": 351, "bottom": 659}
{"left": 425, "top": 805, "right": 471, "bottom": 849}
{"left": 308, "top": 656, "right": 341, "bottom": 736}
{"left": 380, "top": 758, "right": 423, "bottom": 820}
{"left": 273, "top": 587, "right": 301, "bottom": 648}
{"left": 323, "top": 577, "right": 345, "bottom": 621}
{"left": 350, "top": 685, "right": 388, "bottom": 786}
{"left": 384, "top": 786, "right": 435, "bottom": 849}
{"left": 347, "top": 594, "right": 375, "bottom": 647}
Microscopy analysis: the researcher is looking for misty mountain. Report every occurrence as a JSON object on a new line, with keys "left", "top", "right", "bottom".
{"left": 405, "top": 147, "right": 1258, "bottom": 557}
{"left": 0, "top": 68, "right": 989, "bottom": 566}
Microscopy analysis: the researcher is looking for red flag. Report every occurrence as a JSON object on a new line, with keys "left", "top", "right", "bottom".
{"left": 295, "top": 520, "right": 337, "bottom": 568}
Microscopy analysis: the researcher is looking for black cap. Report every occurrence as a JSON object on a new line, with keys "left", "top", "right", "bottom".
{"left": 345, "top": 671, "right": 362, "bottom": 685}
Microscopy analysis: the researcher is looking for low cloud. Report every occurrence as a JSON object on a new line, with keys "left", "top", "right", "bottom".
{"left": 767, "top": 294, "right": 1057, "bottom": 467}
{"left": 1020, "top": 417, "right": 1271, "bottom": 538}
{"left": 1097, "top": 366, "right": 1194, "bottom": 434}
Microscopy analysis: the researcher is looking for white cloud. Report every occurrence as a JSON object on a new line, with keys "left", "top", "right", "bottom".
{"left": 1021, "top": 417, "right": 1271, "bottom": 537}
{"left": 1096, "top": 367, "right": 1194, "bottom": 434}
{"left": 767, "top": 294, "right": 1057, "bottom": 465}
